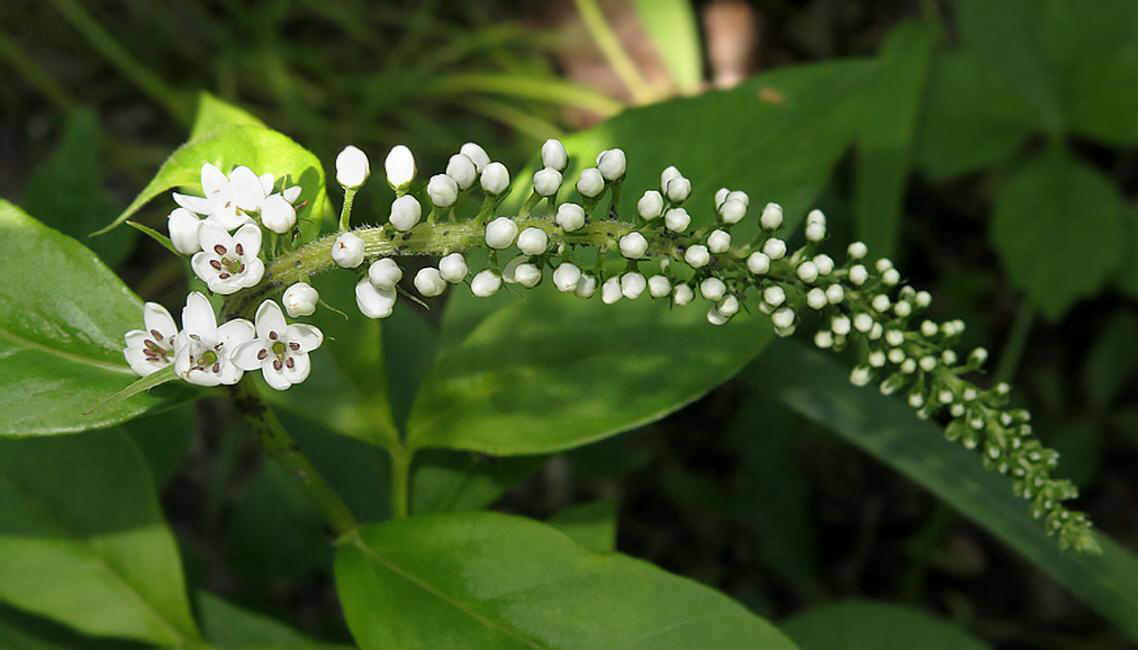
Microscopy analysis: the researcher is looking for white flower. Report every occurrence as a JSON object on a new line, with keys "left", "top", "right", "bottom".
{"left": 872, "top": 294, "right": 891, "bottom": 312}
{"left": 172, "top": 163, "right": 255, "bottom": 232}
{"left": 168, "top": 207, "right": 203, "bottom": 254}
{"left": 647, "top": 274, "right": 671, "bottom": 298}
{"left": 746, "top": 252, "right": 770, "bottom": 275}
{"left": 231, "top": 300, "right": 323, "bottom": 391}
{"left": 282, "top": 282, "right": 319, "bottom": 318}
{"left": 533, "top": 168, "right": 562, "bottom": 197}
{"left": 684, "top": 244, "right": 710, "bottom": 268}
{"left": 876, "top": 258, "right": 893, "bottom": 272}
{"left": 332, "top": 232, "right": 366, "bottom": 269}
{"left": 282, "top": 184, "right": 302, "bottom": 204}
{"left": 672, "top": 283, "right": 694, "bottom": 306}
{"left": 761, "top": 238, "right": 786, "bottom": 260}
{"left": 427, "top": 174, "right": 459, "bottom": 208}
{"left": 173, "top": 292, "right": 253, "bottom": 386}
{"left": 261, "top": 193, "right": 297, "bottom": 234}
{"left": 368, "top": 258, "right": 403, "bottom": 290}
{"left": 850, "top": 366, "right": 872, "bottom": 386}
{"left": 660, "top": 166, "right": 682, "bottom": 193}
{"left": 621, "top": 272, "right": 646, "bottom": 299}
{"left": 576, "top": 168, "right": 605, "bottom": 198}
{"left": 619, "top": 232, "right": 648, "bottom": 259}
{"left": 485, "top": 217, "right": 518, "bottom": 249}
{"left": 337, "top": 145, "right": 371, "bottom": 190}
{"left": 707, "top": 229, "right": 731, "bottom": 254}
{"left": 553, "top": 262, "right": 581, "bottom": 292}
{"left": 759, "top": 203, "right": 783, "bottom": 231}
{"left": 439, "top": 253, "right": 468, "bottom": 283}
{"left": 460, "top": 143, "right": 490, "bottom": 172}
{"left": 541, "top": 139, "right": 568, "bottom": 171}
{"left": 894, "top": 301, "right": 912, "bottom": 317}
{"left": 715, "top": 188, "right": 729, "bottom": 208}
{"left": 389, "top": 195, "right": 422, "bottom": 232}
{"left": 707, "top": 306, "right": 729, "bottom": 326}
{"left": 806, "top": 288, "right": 827, "bottom": 310}
{"left": 414, "top": 267, "right": 447, "bottom": 297}
{"left": 885, "top": 329, "right": 905, "bottom": 347}
{"left": 848, "top": 241, "right": 868, "bottom": 260}
{"left": 471, "top": 269, "right": 503, "bottom": 297}
{"left": 853, "top": 313, "right": 874, "bottom": 333}
{"left": 601, "top": 277, "right": 622, "bottom": 304}
{"left": 575, "top": 273, "right": 598, "bottom": 298}
{"left": 446, "top": 153, "right": 477, "bottom": 190}
{"left": 664, "top": 208, "right": 691, "bottom": 233}
{"left": 124, "top": 302, "right": 179, "bottom": 376}
{"left": 596, "top": 148, "right": 626, "bottom": 181}
{"left": 763, "top": 286, "right": 786, "bottom": 307}
{"left": 664, "top": 175, "right": 691, "bottom": 203}
{"left": 384, "top": 145, "right": 414, "bottom": 189}
{"left": 517, "top": 227, "right": 549, "bottom": 255}
{"left": 920, "top": 320, "right": 938, "bottom": 337}
{"left": 637, "top": 191, "right": 664, "bottom": 220}
{"left": 718, "top": 199, "right": 746, "bottom": 225}
{"left": 356, "top": 277, "right": 396, "bottom": 319}
{"left": 797, "top": 261, "right": 819, "bottom": 283}
{"left": 556, "top": 202, "right": 586, "bottom": 232}
{"left": 191, "top": 224, "right": 264, "bottom": 295}
{"left": 700, "top": 277, "right": 726, "bottom": 301}
{"left": 718, "top": 294, "right": 740, "bottom": 317}
{"left": 480, "top": 162, "right": 510, "bottom": 195}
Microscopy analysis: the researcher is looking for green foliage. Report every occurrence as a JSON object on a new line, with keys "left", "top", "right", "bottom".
{"left": 196, "top": 591, "right": 349, "bottom": 649}
{"left": 782, "top": 601, "right": 988, "bottom": 650}
{"left": 631, "top": 0, "right": 703, "bottom": 93}
{"left": 335, "top": 512, "right": 798, "bottom": 649}
{"left": 546, "top": 500, "right": 618, "bottom": 552}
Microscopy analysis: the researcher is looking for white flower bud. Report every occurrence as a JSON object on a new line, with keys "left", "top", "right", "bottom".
{"left": 869, "top": 323, "right": 883, "bottom": 340}
{"left": 715, "top": 188, "right": 729, "bottom": 208}
{"left": 660, "top": 166, "right": 681, "bottom": 192}
{"left": 831, "top": 315, "right": 852, "bottom": 336}
{"left": 541, "top": 139, "right": 568, "bottom": 171}
{"left": 664, "top": 208, "right": 691, "bottom": 233}
{"left": 460, "top": 142, "right": 489, "bottom": 172}
{"left": 806, "top": 209, "right": 826, "bottom": 226}
{"left": 446, "top": 153, "right": 478, "bottom": 190}
{"left": 553, "top": 262, "right": 582, "bottom": 292}
{"left": 555, "top": 202, "right": 586, "bottom": 232}
{"left": 718, "top": 294, "right": 740, "bottom": 317}
{"left": 902, "top": 359, "right": 918, "bottom": 374}
{"left": 356, "top": 277, "right": 396, "bottom": 319}
{"left": 805, "top": 221, "right": 826, "bottom": 242}
{"left": 637, "top": 191, "right": 664, "bottom": 220}
{"left": 876, "top": 258, "right": 893, "bottom": 272}
{"left": 282, "top": 282, "right": 319, "bottom": 318}
{"left": 438, "top": 253, "right": 468, "bottom": 283}
{"left": 619, "top": 232, "right": 649, "bottom": 259}
{"left": 760, "top": 203, "right": 783, "bottom": 231}
{"left": 853, "top": 313, "right": 874, "bottom": 333}
{"left": 414, "top": 267, "right": 447, "bottom": 297}
{"left": 718, "top": 199, "right": 746, "bottom": 225}
{"left": 920, "top": 320, "right": 938, "bottom": 337}
{"left": 332, "top": 232, "right": 365, "bottom": 268}
{"left": 707, "top": 307, "right": 730, "bottom": 326}
{"left": 914, "top": 291, "right": 932, "bottom": 308}
{"left": 763, "top": 286, "right": 786, "bottom": 307}
{"left": 813, "top": 254, "right": 834, "bottom": 275}
{"left": 970, "top": 347, "right": 989, "bottom": 365}
{"left": 942, "top": 349, "right": 958, "bottom": 365}
{"left": 596, "top": 148, "right": 626, "bottom": 181}
{"left": 797, "top": 261, "right": 819, "bottom": 283}
{"left": 427, "top": 174, "right": 459, "bottom": 208}
{"left": 168, "top": 208, "right": 201, "bottom": 254}
{"left": 514, "top": 263, "right": 542, "bottom": 288}
{"left": 648, "top": 274, "right": 671, "bottom": 298}
{"left": 882, "top": 268, "right": 900, "bottom": 286}
{"left": 806, "top": 288, "right": 827, "bottom": 310}
{"left": 514, "top": 227, "right": 548, "bottom": 256}
{"left": 908, "top": 393, "right": 925, "bottom": 409}
{"left": 939, "top": 390, "right": 955, "bottom": 404}
{"left": 849, "top": 264, "right": 868, "bottom": 285}
{"left": 848, "top": 241, "right": 868, "bottom": 260}
{"left": 762, "top": 238, "right": 787, "bottom": 260}
{"left": 919, "top": 355, "right": 937, "bottom": 372}
{"left": 707, "top": 229, "right": 731, "bottom": 254}
{"left": 872, "top": 294, "right": 891, "bottom": 312}
{"left": 384, "top": 145, "right": 415, "bottom": 190}
{"left": 747, "top": 252, "right": 770, "bottom": 275}
{"left": 470, "top": 269, "right": 502, "bottom": 297}
{"left": 963, "top": 387, "right": 978, "bottom": 401}
{"left": 665, "top": 175, "right": 691, "bottom": 203}
{"left": 389, "top": 195, "right": 422, "bottom": 231}
{"left": 894, "top": 301, "right": 912, "bottom": 317}
{"left": 772, "top": 308, "right": 796, "bottom": 329}
{"left": 533, "top": 168, "right": 562, "bottom": 197}
{"left": 726, "top": 190, "right": 749, "bottom": 207}
{"left": 850, "top": 366, "right": 872, "bottom": 386}
{"left": 815, "top": 330, "right": 834, "bottom": 349}
{"left": 888, "top": 348, "right": 906, "bottom": 364}
{"left": 337, "top": 145, "right": 371, "bottom": 189}
{"left": 261, "top": 194, "right": 297, "bottom": 234}
{"left": 575, "top": 273, "right": 598, "bottom": 298}
{"left": 684, "top": 244, "right": 710, "bottom": 268}
{"left": 825, "top": 284, "right": 845, "bottom": 304}
{"left": 576, "top": 168, "right": 605, "bottom": 198}
{"left": 672, "top": 283, "right": 694, "bottom": 305}
{"left": 868, "top": 350, "right": 886, "bottom": 368}
{"left": 601, "top": 277, "right": 622, "bottom": 304}
{"left": 700, "top": 277, "right": 727, "bottom": 301}
{"left": 363, "top": 260, "right": 401, "bottom": 294}
{"left": 621, "top": 272, "right": 646, "bottom": 299}
{"left": 485, "top": 217, "right": 518, "bottom": 249}
{"left": 480, "top": 162, "right": 510, "bottom": 195}
{"left": 885, "top": 329, "right": 904, "bottom": 347}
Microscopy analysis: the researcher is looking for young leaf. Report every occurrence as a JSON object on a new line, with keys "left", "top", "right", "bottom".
{"left": 335, "top": 512, "right": 798, "bottom": 649}
{"left": 782, "top": 600, "right": 988, "bottom": 650}
{"left": 189, "top": 92, "right": 267, "bottom": 142}
{"left": 546, "top": 500, "right": 618, "bottom": 552}
{"left": 0, "top": 430, "right": 200, "bottom": 645}
{"left": 125, "top": 220, "right": 180, "bottom": 255}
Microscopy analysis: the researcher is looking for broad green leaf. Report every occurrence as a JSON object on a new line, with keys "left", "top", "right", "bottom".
{"left": 746, "top": 341, "right": 1138, "bottom": 641}
{"left": 98, "top": 125, "right": 331, "bottom": 243}
{"left": 410, "top": 450, "right": 544, "bottom": 515}
{"left": 0, "top": 430, "right": 200, "bottom": 645}
{"left": 196, "top": 591, "right": 349, "bottom": 649}
{"left": 0, "top": 200, "right": 190, "bottom": 436}
{"left": 190, "top": 93, "right": 267, "bottom": 142}
{"left": 124, "top": 404, "right": 195, "bottom": 488}
{"left": 782, "top": 600, "right": 988, "bottom": 650}
{"left": 990, "top": 149, "right": 1123, "bottom": 320}
{"left": 1113, "top": 206, "right": 1138, "bottom": 299}
{"left": 632, "top": 0, "right": 702, "bottom": 92}
{"left": 335, "top": 512, "right": 798, "bottom": 649}
{"left": 854, "top": 23, "right": 935, "bottom": 257}
{"left": 0, "top": 604, "right": 135, "bottom": 650}
{"left": 1082, "top": 312, "right": 1138, "bottom": 410}
{"left": 22, "top": 110, "right": 135, "bottom": 267}
{"left": 547, "top": 500, "right": 617, "bottom": 552}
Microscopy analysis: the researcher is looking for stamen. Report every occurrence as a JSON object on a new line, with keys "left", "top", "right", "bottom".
{"left": 150, "top": 329, "right": 163, "bottom": 340}
{"left": 211, "top": 362, "right": 221, "bottom": 373}
{"left": 210, "top": 260, "right": 222, "bottom": 271}
{"left": 257, "top": 349, "right": 267, "bottom": 360}
{"left": 214, "top": 244, "right": 227, "bottom": 255}
{"left": 235, "top": 243, "right": 244, "bottom": 256}
{"left": 219, "top": 272, "right": 230, "bottom": 279}
{"left": 285, "top": 357, "right": 295, "bottom": 369}
{"left": 269, "top": 331, "right": 278, "bottom": 340}
{"left": 289, "top": 342, "right": 300, "bottom": 351}
{"left": 273, "top": 359, "right": 283, "bottom": 371}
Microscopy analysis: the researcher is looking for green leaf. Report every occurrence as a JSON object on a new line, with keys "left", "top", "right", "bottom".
{"left": 335, "top": 512, "right": 798, "bottom": 649}
{"left": 123, "top": 404, "right": 196, "bottom": 488}
{"left": 0, "top": 430, "right": 200, "bottom": 645}
{"left": 125, "top": 220, "right": 180, "bottom": 256}
{"left": 0, "top": 604, "right": 136, "bottom": 650}
{"left": 22, "top": 110, "right": 136, "bottom": 267}
{"left": 546, "top": 500, "right": 617, "bottom": 552}
{"left": 1113, "top": 206, "right": 1138, "bottom": 299}
{"left": 1082, "top": 312, "right": 1138, "bottom": 409}
{"left": 410, "top": 451, "right": 544, "bottom": 515}
{"left": 746, "top": 341, "right": 1138, "bottom": 641}
{"left": 97, "top": 125, "right": 331, "bottom": 243}
{"left": 782, "top": 600, "right": 988, "bottom": 650}
{"left": 854, "top": 23, "right": 935, "bottom": 257}
{"left": 632, "top": 0, "right": 702, "bottom": 92}
{"left": 990, "top": 149, "right": 1124, "bottom": 320}
{"left": 189, "top": 92, "right": 267, "bottom": 142}
{"left": 84, "top": 365, "right": 178, "bottom": 416}
{"left": 196, "top": 591, "right": 349, "bottom": 649}
{"left": 0, "top": 200, "right": 191, "bottom": 436}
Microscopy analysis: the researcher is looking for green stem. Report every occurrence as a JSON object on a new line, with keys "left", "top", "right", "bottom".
{"left": 338, "top": 188, "right": 357, "bottom": 231}
{"left": 389, "top": 445, "right": 414, "bottom": 518}
{"left": 230, "top": 382, "right": 358, "bottom": 536}
{"left": 573, "top": 0, "right": 655, "bottom": 104}
{"left": 995, "top": 300, "right": 1035, "bottom": 383}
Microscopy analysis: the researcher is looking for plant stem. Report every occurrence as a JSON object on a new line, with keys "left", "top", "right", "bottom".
{"left": 995, "top": 300, "right": 1035, "bottom": 383}
{"left": 230, "top": 382, "right": 358, "bottom": 536}
{"left": 573, "top": 0, "right": 655, "bottom": 104}
{"left": 389, "top": 445, "right": 414, "bottom": 518}
{"left": 338, "top": 188, "right": 357, "bottom": 231}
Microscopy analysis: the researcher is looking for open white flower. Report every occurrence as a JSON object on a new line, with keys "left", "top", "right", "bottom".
{"left": 173, "top": 292, "right": 254, "bottom": 386}
{"left": 172, "top": 163, "right": 261, "bottom": 232}
{"left": 232, "top": 300, "right": 324, "bottom": 391}
{"left": 191, "top": 224, "right": 265, "bottom": 294}
{"left": 124, "top": 302, "right": 179, "bottom": 376}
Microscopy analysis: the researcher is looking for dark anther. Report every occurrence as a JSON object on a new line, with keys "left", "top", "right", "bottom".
{"left": 214, "top": 244, "right": 227, "bottom": 255}
{"left": 273, "top": 359, "right": 283, "bottom": 371}
{"left": 219, "top": 272, "right": 230, "bottom": 279}
{"left": 257, "top": 349, "right": 268, "bottom": 360}
{"left": 210, "top": 259, "right": 223, "bottom": 270}
{"left": 269, "top": 331, "right": 278, "bottom": 340}
{"left": 238, "top": 263, "right": 246, "bottom": 273}
{"left": 211, "top": 362, "right": 221, "bottom": 373}
{"left": 150, "top": 329, "right": 163, "bottom": 340}
{"left": 289, "top": 342, "right": 300, "bottom": 351}
{"left": 235, "top": 243, "right": 244, "bottom": 256}
{"left": 285, "top": 357, "right": 295, "bottom": 369}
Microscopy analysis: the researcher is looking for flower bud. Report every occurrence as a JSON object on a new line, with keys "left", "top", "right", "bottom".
{"left": 389, "top": 195, "right": 422, "bottom": 231}
{"left": 727, "top": 190, "right": 749, "bottom": 207}
{"left": 672, "top": 283, "right": 694, "bottom": 306}
{"left": 718, "top": 294, "right": 740, "bottom": 317}
{"left": 368, "top": 258, "right": 403, "bottom": 290}
{"left": 541, "top": 139, "right": 568, "bottom": 171}
{"left": 815, "top": 330, "right": 834, "bottom": 349}
{"left": 337, "top": 145, "right": 371, "bottom": 190}
{"left": 831, "top": 315, "right": 852, "bottom": 335}
{"left": 283, "top": 185, "right": 302, "bottom": 204}
{"left": 261, "top": 194, "right": 297, "bottom": 234}
{"left": 664, "top": 175, "right": 691, "bottom": 203}
{"left": 813, "top": 254, "right": 834, "bottom": 275}
{"left": 168, "top": 208, "right": 202, "bottom": 254}
{"left": 772, "top": 308, "right": 796, "bottom": 329}
{"left": 356, "top": 278, "right": 396, "bottom": 319}
{"left": 619, "top": 232, "right": 649, "bottom": 259}
{"left": 826, "top": 284, "right": 845, "bottom": 304}
{"left": 601, "top": 277, "right": 622, "bottom": 304}
{"left": 760, "top": 203, "right": 784, "bottom": 231}
{"left": 882, "top": 268, "right": 900, "bottom": 286}
{"left": 283, "top": 282, "right": 319, "bottom": 318}
{"left": 763, "top": 286, "right": 786, "bottom": 307}
{"left": 647, "top": 274, "right": 671, "bottom": 298}
{"left": 597, "top": 148, "right": 626, "bottom": 181}
{"left": 872, "top": 294, "right": 891, "bottom": 312}
{"left": 849, "top": 264, "right": 868, "bottom": 285}
{"left": 797, "top": 261, "right": 819, "bottom": 283}
{"left": 470, "top": 269, "right": 502, "bottom": 297}
{"left": 414, "top": 267, "right": 447, "bottom": 297}
{"left": 533, "top": 168, "right": 562, "bottom": 197}
{"left": 514, "top": 263, "right": 542, "bottom": 288}
{"left": 621, "top": 272, "right": 646, "bottom": 299}
{"left": 805, "top": 221, "right": 826, "bottom": 242}
{"left": 715, "top": 187, "right": 729, "bottom": 208}
{"left": 383, "top": 145, "right": 413, "bottom": 189}
{"left": 700, "top": 277, "right": 726, "bottom": 301}
{"left": 637, "top": 191, "right": 664, "bottom": 220}
{"left": 761, "top": 238, "right": 787, "bottom": 260}
{"left": 446, "top": 153, "right": 477, "bottom": 190}
{"left": 480, "top": 162, "right": 510, "bottom": 195}
{"left": 485, "top": 217, "right": 518, "bottom": 249}
{"left": 664, "top": 208, "right": 691, "bottom": 233}
{"left": 332, "top": 232, "right": 365, "bottom": 268}
{"left": 575, "top": 273, "right": 598, "bottom": 298}
{"left": 806, "top": 288, "right": 827, "bottom": 310}
{"left": 707, "top": 229, "right": 731, "bottom": 254}
{"left": 660, "top": 166, "right": 681, "bottom": 191}
{"left": 517, "top": 227, "right": 549, "bottom": 255}
{"left": 576, "top": 168, "right": 605, "bottom": 198}
{"left": 848, "top": 241, "right": 868, "bottom": 259}
{"left": 707, "top": 307, "right": 730, "bottom": 326}
{"left": 718, "top": 199, "right": 746, "bottom": 225}
{"left": 914, "top": 290, "right": 932, "bottom": 308}
{"left": 684, "top": 244, "right": 710, "bottom": 268}
{"left": 438, "top": 253, "right": 468, "bottom": 283}
{"left": 460, "top": 142, "right": 490, "bottom": 172}
{"left": 553, "top": 262, "right": 582, "bottom": 292}
{"left": 427, "top": 174, "right": 459, "bottom": 208}
{"left": 853, "top": 313, "right": 874, "bottom": 333}
{"left": 555, "top": 202, "right": 586, "bottom": 232}
{"left": 746, "top": 252, "right": 770, "bottom": 275}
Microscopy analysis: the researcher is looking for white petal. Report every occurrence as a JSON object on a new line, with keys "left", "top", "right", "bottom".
{"left": 232, "top": 223, "right": 262, "bottom": 259}
{"left": 190, "top": 252, "right": 219, "bottom": 286}
{"left": 355, "top": 277, "right": 395, "bottom": 319}
{"left": 208, "top": 276, "right": 241, "bottom": 295}
{"left": 258, "top": 173, "right": 275, "bottom": 195}
{"left": 261, "top": 358, "right": 292, "bottom": 390}
{"left": 143, "top": 302, "right": 178, "bottom": 340}
{"left": 286, "top": 324, "right": 323, "bottom": 352}
{"left": 228, "top": 166, "right": 265, "bottom": 212}
{"left": 216, "top": 360, "right": 245, "bottom": 386}
{"left": 231, "top": 339, "right": 267, "bottom": 371}
{"left": 218, "top": 318, "right": 255, "bottom": 349}
{"left": 172, "top": 192, "right": 211, "bottom": 215}
{"left": 201, "top": 163, "right": 227, "bottom": 196}
{"left": 282, "top": 185, "right": 302, "bottom": 204}
{"left": 255, "top": 300, "right": 288, "bottom": 340}
{"left": 283, "top": 352, "right": 310, "bottom": 384}
{"left": 206, "top": 203, "right": 251, "bottom": 231}
{"left": 123, "top": 330, "right": 158, "bottom": 376}
{"left": 168, "top": 208, "right": 203, "bottom": 254}
{"left": 198, "top": 224, "right": 233, "bottom": 256}
{"left": 238, "top": 257, "right": 264, "bottom": 288}
{"left": 182, "top": 292, "right": 218, "bottom": 341}
{"left": 185, "top": 367, "right": 222, "bottom": 387}
{"left": 173, "top": 339, "right": 192, "bottom": 377}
